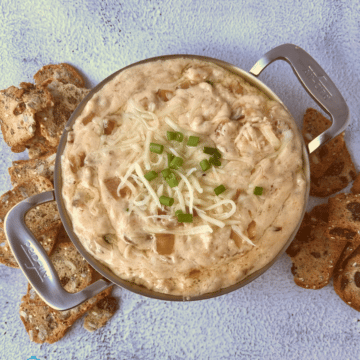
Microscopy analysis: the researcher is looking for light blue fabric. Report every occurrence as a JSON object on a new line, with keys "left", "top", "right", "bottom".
{"left": 1, "top": 1, "right": 360, "bottom": 359}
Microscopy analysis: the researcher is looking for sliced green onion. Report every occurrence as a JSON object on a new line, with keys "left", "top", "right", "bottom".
{"left": 200, "top": 159, "right": 211, "bottom": 171}
{"left": 203, "top": 147, "right": 221, "bottom": 158}
{"left": 214, "top": 184, "right": 226, "bottom": 196}
{"left": 166, "top": 173, "right": 179, "bottom": 188}
{"left": 159, "top": 195, "right": 174, "bottom": 206}
{"left": 175, "top": 132, "right": 184, "bottom": 142}
{"left": 205, "top": 80, "right": 214, "bottom": 86}
{"left": 167, "top": 131, "right": 177, "bottom": 140}
{"left": 167, "top": 153, "right": 175, "bottom": 166}
{"left": 177, "top": 213, "right": 193, "bottom": 223}
{"left": 175, "top": 209, "right": 183, "bottom": 216}
{"left": 254, "top": 186, "right": 263, "bottom": 196}
{"left": 150, "top": 143, "right": 164, "bottom": 154}
{"left": 169, "top": 156, "right": 184, "bottom": 169}
{"left": 209, "top": 156, "right": 221, "bottom": 167}
{"left": 161, "top": 168, "right": 172, "bottom": 178}
{"left": 144, "top": 170, "right": 158, "bottom": 181}
{"left": 187, "top": 136, "right": 200, "bottom": 147}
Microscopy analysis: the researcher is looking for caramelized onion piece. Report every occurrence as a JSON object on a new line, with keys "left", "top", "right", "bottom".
{"left": 247, "top": 220, "right": 256, "bottom": 240}
{"left": 156, "top": 234, "right": 175, "bottom": 255}
{"left": 104, "top": 119, "right": 116, "bottom": 135}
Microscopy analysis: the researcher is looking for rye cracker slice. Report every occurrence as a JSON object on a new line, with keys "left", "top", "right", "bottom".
{"left": 36, "top": 79, "right": 90, "bottom": 147}
{"left": 0, "top": 83, "right": 53, "bottom": 151}
{"left": 326, "top": 193, "right": 360, "bottom": 243}
{"left": 302, "top": 108, "right": 345, "bottom": 179}
{"left": 0, "top": 176, "right": 60, "bottom": 267}
{"left": 333, "top": 246, "right": 360, "bottom": 311}
{"left": 8, "top": 153, "right": 56, "bottom": 186}
{"left": 310, "top": 144, "right": 356, "bottom": 197}
{"left": 83, "top": 295, "right": 118, "bottom": 332}
{"left": 34, "top": 63, "right": 86, "bottom": 88}
{"left": 351, "top": 173, "right": 360, "bottom": 195}
{"left": 286, "top": 204, "right": 347, "bottom": 289}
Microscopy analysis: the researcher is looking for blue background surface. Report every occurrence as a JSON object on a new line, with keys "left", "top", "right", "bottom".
{"left": 1, "top": 1, "right": 360, "bottom": 359}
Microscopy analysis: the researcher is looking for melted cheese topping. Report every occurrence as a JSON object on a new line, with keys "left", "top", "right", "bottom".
{"left": 61, "top": 58, "right": 307, "bottom": 296}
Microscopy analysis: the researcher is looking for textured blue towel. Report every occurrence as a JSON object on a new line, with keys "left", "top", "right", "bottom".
{"left": 1, "top": 1, "right": 360, "bottom": 359}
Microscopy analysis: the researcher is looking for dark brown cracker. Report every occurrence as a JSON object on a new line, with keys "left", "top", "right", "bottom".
{"left": 302, "top": 108, "right": 345, "bottom": 178}
{"left": 83, "top": 296, "right": 118, "bottom": 332}
{"left": 326, "top": 193, "right": 360, "bottom": 243}
{"left": 0, "top": 83, "right": 53, "bottom": 151}
{"left": 351, "top": 173, "right": 360, "bottom": 195}
{"left": 36, "top": 79, "right": 90, "bottom": 147}
{"left": 0, "top": 176, "right": 60, "bottom": 267}
{"left": 20, "top": 283, "right": 112, "bottom": 344}
{"left": 310, "top": 144, "right": 356, "bottom": 197}
{"left": 34, "top": 63, "right": 86, "bottom": 88}
{"left": 333, "top": 247, "right": 360, "bottom": 311}
{"left": 8, "top": 153, "right": 56, "bottom": 186}
{"left": 286, "top": 204, "right": 347, "bottom": 289}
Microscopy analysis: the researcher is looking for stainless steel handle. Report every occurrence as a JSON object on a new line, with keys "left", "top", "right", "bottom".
{"left": 249, "top": 43, "right": 349, "bottom": 154}
{"left": 4, "top": 190, "right": 112, "bottom": 311}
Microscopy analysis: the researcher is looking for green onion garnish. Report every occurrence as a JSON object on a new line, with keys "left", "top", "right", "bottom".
{"left": 214, "top": 184, "right": 226, "bottom": 196}
{"left": 167, "top": 131, "right": 177, "bottom": 141}
{"left": 205, "top": 80, "right": 214, "bottom": 86}
{"left": 175, "top": 209, "right": 183, "bottom": 216}
{"left": 209, "top": 156, "right": 221, "bottom": 167}
{"left": 169, "top": 156, "right": 184, "bottom": 169}
{"left": 177, "top": 213, "right": 193, "bottom": 223}
{"left": 175, "top": 132, "right": 184, "bottom": 142}
{"left": 150, "top": 143, "right": 164, "bottom": 154}
{"left": 254, "top": 186, "right": 263, "bottom": 196}
{"left": 144, "top": 170, "right": 158, "bottom": 181}
{"left": 159, "top": 195, "right": 174, "bottom": 206}
{"left": 161, "top": 168, "right": 172, "bottom": 178}
{"left": 187, "top": 136, "right": 200, "bottom": 147}
{"left": 200, "top": 159, "right": 211, "bottom": 171}
{"left": 167, "top": 153, "right": 175, "bottom": 166}
{"left": 166, "top": 173, "right": 179, "bottom": 188}
{"left": 203, "top": 147, "right": 221, "bottom": 158}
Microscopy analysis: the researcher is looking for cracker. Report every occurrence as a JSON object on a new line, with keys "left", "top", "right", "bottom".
{"left": 302, "top": 108, "right": 345, "bottom": 178}
{"left": 310, "top": 144, "right": 356, "bottom": 197}
{"left": 8, "top": 153, "right": 56, "bottom": 186}
{"left": 83, "top": 295, "right": 118, "bottom": 332}
{"left": 0, "top": 83, "right": 53, "bottom": 151}
{"left": 36, "top": 79, "right": 90, "bottom": 147}
{"left": 286, "top": 204, "right": 347, "bottom": 289}
{"left": 326, "top": 193, "right": 360, "bottom": 242}
{"left": 20, "top": 283, "right": 112, "bottom": 344}
{"left": 351, "top": 173, "right": 360, "bottom": 195}
{"left": 0, "top": 176, "right": 60, "bottom": 267}
{"left": 333, "top": 246, "right": 360, "bottom": 311}
{"left": 34, "top": 63, "right": 86, "bottom": 88}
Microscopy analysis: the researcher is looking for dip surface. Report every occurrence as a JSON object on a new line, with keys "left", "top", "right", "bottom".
{"left": 61, "top": 58, "right": 307, "bottom": 296}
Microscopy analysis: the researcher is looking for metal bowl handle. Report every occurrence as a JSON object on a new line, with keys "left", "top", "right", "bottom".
{"left": 4, "top": 190, "right": 112, "bottom": 311}
{"left": 249, "top": 43, "right": 350, "bottom": 154}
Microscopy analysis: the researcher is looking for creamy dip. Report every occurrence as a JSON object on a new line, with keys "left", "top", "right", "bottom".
{"left": 61, "top": 58, "right": 307, "bottom": 296}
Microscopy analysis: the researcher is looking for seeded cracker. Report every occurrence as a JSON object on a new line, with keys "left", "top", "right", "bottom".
{"left": 8, "top": 152, "right": 56, "bottom": 186}
{"left": 19, "top": 241, "right": 113, "bottom": 344}
{"left": 36, "top": 79, "right": 90, "bottom": 147}
{"left": 0, "top": 176, "right": 60, "bottom": 267}
{"left": 351, "top": 173, "right": 360, "bottom": 195}
{"left": 34, "top": 63, "right": 86, "bottom": 88}
{"left": 302, "top": 108, "right": 345, "bottom": 178}
{"left": 286, "top": 204, "right": 347, "bottom": 289}
{"left": 326, "top": 193, "right": 360, "bottom": 242}
{"left": 333, "top": 246, "right": 360, "bottom": 311}
{"left": 0, "top": 83, "right": 53, "bottom": 151}
{"left": 83, "top": 295, "right": 118, "bottom": 332}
